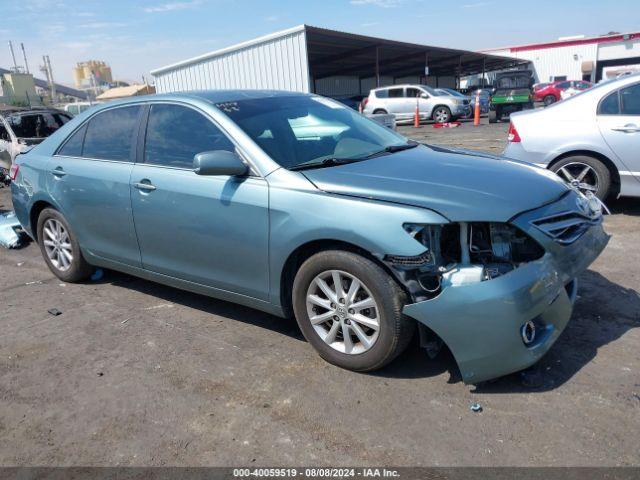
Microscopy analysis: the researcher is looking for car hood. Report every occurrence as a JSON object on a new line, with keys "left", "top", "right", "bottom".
{"left": 302, "top": 145, "right": 569, "bottom": 222}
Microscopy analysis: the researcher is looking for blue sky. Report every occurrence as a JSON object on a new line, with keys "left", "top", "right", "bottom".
{"left": 1, "top": 0, "right": 638, "bottom": 86}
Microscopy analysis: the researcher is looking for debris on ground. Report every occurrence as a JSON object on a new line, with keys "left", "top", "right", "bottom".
{"left": 47, "top": 308, "right": 63, "bottom": 316}
{"left": 470, "top": 402, "right": 483, "bottom": 413}
{"left": 0, "top": 212, "right": 23, "bottom": 248}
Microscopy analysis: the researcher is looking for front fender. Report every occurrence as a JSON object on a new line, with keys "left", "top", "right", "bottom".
{"left": 267, "top": 170, "right": 449, "bottom": 306}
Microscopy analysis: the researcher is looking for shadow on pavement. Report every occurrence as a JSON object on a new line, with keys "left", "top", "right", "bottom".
{"left": 608, "top": 197, "right": 640, "bottom": 216}
{"left": 96, "top": 266, "right": 638, "bottom": 392}
{"left": 103, "top": 270, "right": 306, "bottom": 342}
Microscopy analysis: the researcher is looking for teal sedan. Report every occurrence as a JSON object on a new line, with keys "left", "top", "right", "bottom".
{"left": 10, "top": 91, "right": 608, "bottom": 383}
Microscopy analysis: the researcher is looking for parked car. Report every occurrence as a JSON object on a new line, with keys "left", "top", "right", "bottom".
{"left": 63, "top": 101, "right": 101, "bottom": 116}
{"left": 467, "top": 88, "right": 491, "bottom": 115}
{"left": 331, "top": 95, "right": 366, "bottom": 110}
{"left": 0, "top": 108, "right": 72, "bottom": 179}
{"left": 489, "top": 71, "right": 534, "bottom": 123}
{"left": 363, "top": 84, "right": 470, "bottom": 123}
{"left": 11, "top": 91, "right": 608, "bottom": 383}
{"left": 436, "top": 88, "right": 473, "bottom": 118}
{"left": 504, "top": 73, "right": 640, "bottom": 200}
{"left": 534, "top": 80, "right": 593, "bottom": 106}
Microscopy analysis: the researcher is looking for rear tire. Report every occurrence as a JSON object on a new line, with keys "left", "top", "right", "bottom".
{"left": 372, "top": 109, "right": 388, "bottom": 114}
{"left": 550, "top": 155, "right": 611, "bottom": 200}
{"left": 37, "top": 208, "right": 93, "bottom": 283}
{"left": 292, "top": 250, "right": 415, "bottom": 372}
{"left": 488, "top": 109, "right": 498, "bottom": 123}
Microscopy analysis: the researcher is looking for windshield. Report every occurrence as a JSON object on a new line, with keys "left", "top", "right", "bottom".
{"left": 217, "top": 95, "right": 410, "bottom": 169}
{"left": 443, "top": 88, "right": 466, "bottom": 98}
{"left": 6, "top": 112, "right": 71, "bottom": 138}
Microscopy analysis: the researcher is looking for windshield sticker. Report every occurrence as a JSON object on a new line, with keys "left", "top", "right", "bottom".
{"left": 215, "top": 102, "right": 240, "bottom": 113}
{"left": 310, "top": 96, "right": 345, "bottom": 109}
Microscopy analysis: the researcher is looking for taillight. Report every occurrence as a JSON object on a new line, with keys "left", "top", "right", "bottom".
{"left": 9, "top": 163, "right": 19, "bottom": 181}
{"left": 507, "top": 123, "right": 521, "bottom": 143}
{"left": 363, "top": 97, "right": 369, "bottom": 106}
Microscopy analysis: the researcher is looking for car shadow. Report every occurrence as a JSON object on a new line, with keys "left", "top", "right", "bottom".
{"left": 101, "top": 270, "right": 305, "bottom": 342}
{"left": 92, "top": 268, "right": 637, "bottom": 392}
{"left": 608, "top": 196, "right": 640, "bottom": 216}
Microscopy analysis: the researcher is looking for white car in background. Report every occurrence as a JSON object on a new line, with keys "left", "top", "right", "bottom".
{"left": 363, "top": 84, "right": 470, "bottom": 124}
{"left": 503, "top": 73, "right": 640, "bottom": 200}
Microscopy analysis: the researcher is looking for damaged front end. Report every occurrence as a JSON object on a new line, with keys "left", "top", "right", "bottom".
{"left": 386, "top": 191, "right": 609, "bottom": 384}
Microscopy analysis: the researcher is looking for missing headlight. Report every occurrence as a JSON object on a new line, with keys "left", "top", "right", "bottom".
{"left": 385, "top": 222, "right": 544, "bottom": 301}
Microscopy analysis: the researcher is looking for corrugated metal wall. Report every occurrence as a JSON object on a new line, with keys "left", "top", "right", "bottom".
{"left": 479, "top": 44, "right": 597, "bottom": 83}
{"left": 154, "top": 29, "right": 310, "bottom": 93}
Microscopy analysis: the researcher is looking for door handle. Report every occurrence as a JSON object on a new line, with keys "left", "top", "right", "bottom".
{"left": 133, "top": 180, "right": 156, "bottom": 192}
{"left": 612, "top": 124, "right": 640, "bottom": 133}
{"left": 51, "top": 166, "right": 66, "bottom": 178}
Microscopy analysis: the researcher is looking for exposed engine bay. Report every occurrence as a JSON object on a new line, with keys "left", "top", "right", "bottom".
{"left": 385, "top": 222, "right": 545, "bottom": 302}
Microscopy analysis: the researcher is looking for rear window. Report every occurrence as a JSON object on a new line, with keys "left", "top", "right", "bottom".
{"left": 599, "top": 91, "right": 620, "bottom": 115}
{"left": 58, "top": 124, "right": 87, "bottom": 157}
{"left": 621, "top": 83, "right": 640, "bottom": 115}
{"left": 82, "top": 106, "right": 142, "bottom": 161}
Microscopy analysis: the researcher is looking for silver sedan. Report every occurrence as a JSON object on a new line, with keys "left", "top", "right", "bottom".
{"left": 503, "top": 73, "right": 640, "bottom": 200}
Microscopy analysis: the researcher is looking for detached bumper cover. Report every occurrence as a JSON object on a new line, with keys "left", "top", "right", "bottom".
{"left": 403, "top": 197, "right": 609, "bottom": 384}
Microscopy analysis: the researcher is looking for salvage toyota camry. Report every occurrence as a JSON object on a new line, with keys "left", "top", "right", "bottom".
{"left": 10, "top": 91, "right": 609, "bottom": 383}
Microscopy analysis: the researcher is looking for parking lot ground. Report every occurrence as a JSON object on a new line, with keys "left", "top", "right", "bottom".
{"left": 398, "top": 117, "right": 509, "bottom": 154}
{"left": 1, "top": 123, "right": 639, "bottom": 466}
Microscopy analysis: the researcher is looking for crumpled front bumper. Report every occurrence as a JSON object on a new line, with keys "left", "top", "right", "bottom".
{"left": 403, "top": 200, "right": 609, "bottom": 384}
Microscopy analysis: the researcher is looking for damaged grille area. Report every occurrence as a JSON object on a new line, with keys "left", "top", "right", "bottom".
{"left": 531, "top": 212, "right": 599, "bottom": 245}
{"left": 385, "top": 222, "right": 544, "bottom": 302}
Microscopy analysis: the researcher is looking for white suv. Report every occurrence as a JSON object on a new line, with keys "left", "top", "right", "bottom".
{"left": 363, "top": 84, "right": 471, "bottom": 123}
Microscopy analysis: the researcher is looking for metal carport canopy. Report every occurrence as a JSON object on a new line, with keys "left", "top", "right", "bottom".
{"left": 305, "top": 25, "right": 526, "bottom": 83}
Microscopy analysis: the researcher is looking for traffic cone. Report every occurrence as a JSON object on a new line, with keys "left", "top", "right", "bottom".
{"left": 473, "top": 90, "right": 481, "bottom": 126}
{"left": 414, "top": 103, "right": 420, "bottom": 128}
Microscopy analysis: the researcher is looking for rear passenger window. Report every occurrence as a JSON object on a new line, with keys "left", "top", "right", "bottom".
{"left": 144, "top": 104, "right": 235, "bottom": 169}
{"left": 599, "top": 91, "right": 620, "bottom": 115}
{"left": 58, "top": 124, "right": 87, "bottom": 157}
{"left": 388, "top": 88, "right": 403, "bottom": 98}
{"left": 374, "top": 90, "right": 389, "bottom": 99}
{"left": 83, "top": 106, "right": 141, "bottom": 161}
{"left": 620, "top": 84, "right": 640, "bottom": 115}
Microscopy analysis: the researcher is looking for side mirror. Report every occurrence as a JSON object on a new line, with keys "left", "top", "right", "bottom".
{"left": 420, "top": 92, "right": 429, "bottom": 99}
{"left": 193, "top": 150, "right": 248, "bottom": 176}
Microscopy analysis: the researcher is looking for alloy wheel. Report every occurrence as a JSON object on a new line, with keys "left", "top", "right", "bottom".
{"left": 305, "top": 270, "right": 380, "bottom": 355}
{"left": 556, "top": 162, "right": 599, "bottom": 195}
{"left": 434, "top": 108, "right": 449, "bottom": 123}
{"left": 42, "top": 218, "right": 73, "bottom": 271}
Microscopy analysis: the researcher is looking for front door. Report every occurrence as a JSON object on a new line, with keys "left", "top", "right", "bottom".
{"left": 48, "top": 105, "right": 143, "bottom": 266}
{"left": 130, "top": 103, "right": 270, "bottom": 300}
{"left": 597, "top": 82, "right": 640, "bottom": 183}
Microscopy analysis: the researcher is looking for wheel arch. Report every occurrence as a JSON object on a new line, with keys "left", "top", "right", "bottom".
{"left": 549, "top": 150, "right": 621, "bottom": 197}
{"left": 279, "top": 239, "right": 409, "bottom": 319}
{"left": 29, "top": 200, "right": 56, "bottom": 241}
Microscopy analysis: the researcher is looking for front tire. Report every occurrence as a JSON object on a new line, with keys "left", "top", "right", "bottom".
{"left": 550, "top": 155, "right": 611, "bottom": 200}
{"left": 543, "top": 95, "right": 556, "bottom": 106}
{"left": 292, "top": 250, "right": 415, "bottom": 372}
{"left": 432, "top": 106, "right": 452, "bottom": 123}
{"left": 37, "top": 208, "right": 93, "bottom": 282}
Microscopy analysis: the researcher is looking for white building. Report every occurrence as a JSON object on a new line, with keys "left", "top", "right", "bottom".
{"left": 151, "top": 25, "right": 523, "bottom": 96}
{"left": 475, "top": 31, "right": 640, "bottom": 85}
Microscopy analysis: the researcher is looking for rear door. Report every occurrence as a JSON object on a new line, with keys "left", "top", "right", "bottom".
{"left": 385, "top": 87, "right": 409, "bottom": 118}
{"left": 130, "top": 102, "right": 269, "bottom": 300}
{"left": 597, "top": 82, "right": 640, "bottom": 183}
{"left": 0, "top": 118, "right": 12, "bottom": 169}
{"left": 49, "top": 105, "right": 143, "bottom": 266}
